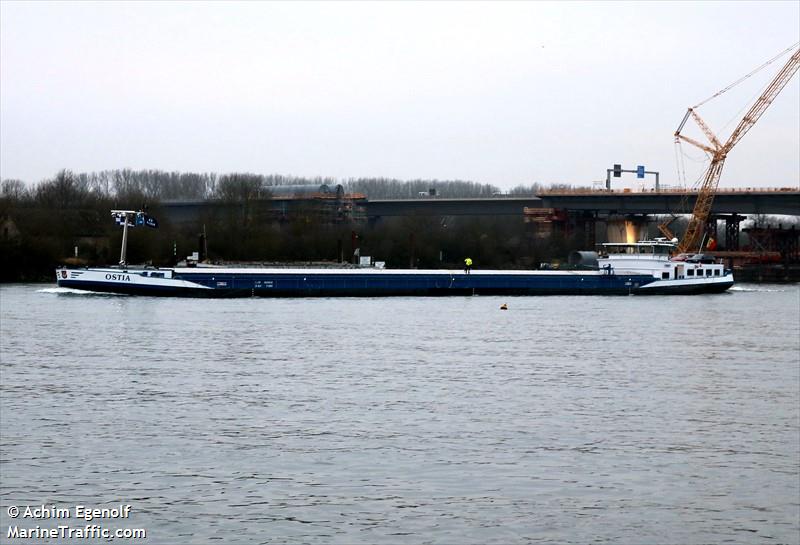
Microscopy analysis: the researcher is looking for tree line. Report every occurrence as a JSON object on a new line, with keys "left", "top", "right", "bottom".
{"left": 0, "top": 169, "right": 592, "bottom": 282}
{"left": 2, "top": 168, "right": 578, "bottom": 203}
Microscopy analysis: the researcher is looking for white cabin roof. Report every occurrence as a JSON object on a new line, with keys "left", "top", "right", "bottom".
{"left": 600, "top": 238, "right": 676, "bottom": 248}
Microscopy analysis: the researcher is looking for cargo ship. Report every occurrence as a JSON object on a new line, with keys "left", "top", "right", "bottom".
{"left": 54, "top": 211, "right": 733, "bottom": 297}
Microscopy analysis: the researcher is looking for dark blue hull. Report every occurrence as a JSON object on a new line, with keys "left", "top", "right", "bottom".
{"left": 181, "top": 272, "right": 652, "bottom": 297}
{"left": 58, "top": 269, "right": 659, "bottom": 297}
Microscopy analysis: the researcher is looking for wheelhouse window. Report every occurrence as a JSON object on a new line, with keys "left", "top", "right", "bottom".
{"left": 600, "top": 242, "right": 677, "bottom": 257}
{"left": 654, "top": 245, "right": 672, "bottom": 255}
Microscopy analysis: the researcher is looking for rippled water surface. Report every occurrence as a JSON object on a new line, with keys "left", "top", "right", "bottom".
{"left": 1, "top": 284, "right": 799, "bottom": 544}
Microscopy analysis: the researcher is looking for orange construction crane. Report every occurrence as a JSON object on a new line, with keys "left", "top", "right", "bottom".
{"left": 659, "top": 46, "right": 800, "bottom": 254}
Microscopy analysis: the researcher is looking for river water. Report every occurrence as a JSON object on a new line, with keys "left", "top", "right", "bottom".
{"left": 1, "top": 284, "right": 798, "bottom": 544}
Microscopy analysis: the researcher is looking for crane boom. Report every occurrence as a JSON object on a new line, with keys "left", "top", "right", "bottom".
{"left": 726, "top": 48, "right": 800, "bottom": 151}
{"left": 660, "top": 47, "right": 800, "bottom": 254}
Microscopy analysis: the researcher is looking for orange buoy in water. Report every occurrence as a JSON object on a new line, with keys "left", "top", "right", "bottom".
{"left": 500, "top": 303, "right": 508, "bottom": 310}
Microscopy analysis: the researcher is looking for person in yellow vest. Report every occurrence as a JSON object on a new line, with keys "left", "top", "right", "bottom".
{"left": 464, "top": 257, "right": 473, "bottom": 274}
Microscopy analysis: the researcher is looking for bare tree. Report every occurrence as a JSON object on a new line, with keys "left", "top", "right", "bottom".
{"left": 1, "top": 179, "right": 29, "bottom": 201}
{"left": 35, "top": 170, "right": 88, "bottom": 209}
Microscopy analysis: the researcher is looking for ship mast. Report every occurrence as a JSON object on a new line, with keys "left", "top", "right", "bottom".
{"left": 111, "top": 210, "right": 137, "bottom": 267}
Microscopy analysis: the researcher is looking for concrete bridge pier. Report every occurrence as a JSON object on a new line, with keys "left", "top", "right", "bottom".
{"left": 573, "top": 211, "right": 598, "bottom": 250}
{"left": 606, "top": 215, "right": 649, "bottom": 244}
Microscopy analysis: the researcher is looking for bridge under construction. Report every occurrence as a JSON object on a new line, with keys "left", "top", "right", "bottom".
{"left": 161, "top": 187, "right": 800, "bottom": 264}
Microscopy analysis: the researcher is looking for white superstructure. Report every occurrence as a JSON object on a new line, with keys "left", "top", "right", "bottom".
{"left": 597, "top": 238, "right": 733, "bottom": 292}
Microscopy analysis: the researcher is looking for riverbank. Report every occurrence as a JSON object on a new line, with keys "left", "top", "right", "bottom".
{"left": 733, "top": 264, "right": 800, "bottom": 283}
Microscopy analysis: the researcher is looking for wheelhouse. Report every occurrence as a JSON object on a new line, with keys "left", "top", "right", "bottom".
{"left": 597, "top": 239, "right": 729, "bottom": 281}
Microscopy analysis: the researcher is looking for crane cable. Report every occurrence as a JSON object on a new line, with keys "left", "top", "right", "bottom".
{"left": 692, "top": 41, "right": 799, "bottom": 109}
{"left": 674, "top": 139, "right": 709, "bottom": 185}
{"left": 671, "top": 139, "right": 710, "bottom": 219}
{"left": 673, "top": 141, "right": 685, "bottom": 187}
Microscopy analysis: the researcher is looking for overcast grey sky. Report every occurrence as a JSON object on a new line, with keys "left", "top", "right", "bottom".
{"left": 1, "top": 1, "right": 798, "bottom": 189}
